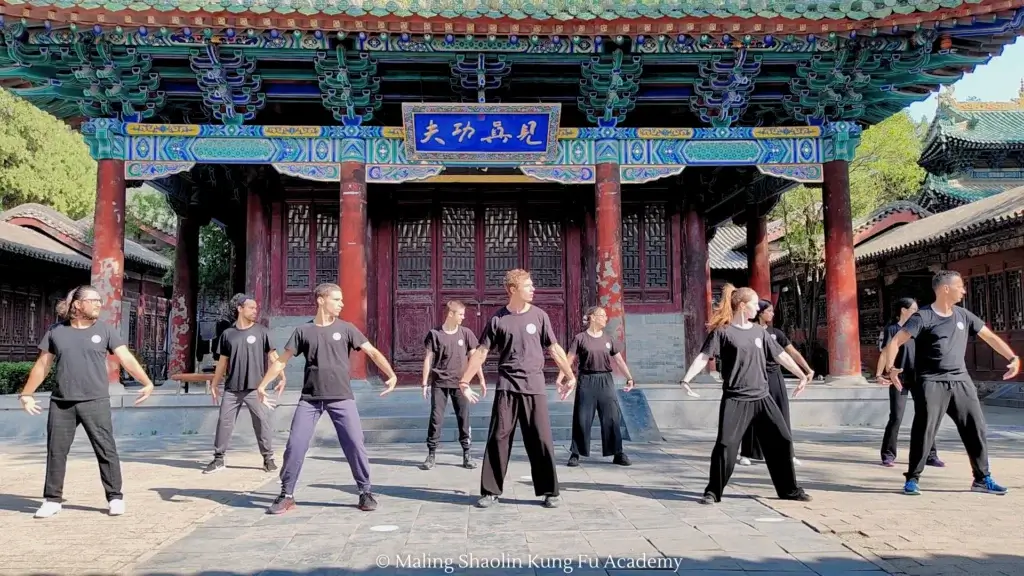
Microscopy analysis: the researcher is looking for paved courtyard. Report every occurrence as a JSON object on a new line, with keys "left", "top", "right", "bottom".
{"left": 0, "top": 406, "right": 1021, "bottom": 576}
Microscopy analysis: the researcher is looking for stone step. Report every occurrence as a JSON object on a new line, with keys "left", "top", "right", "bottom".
{"left": 983, "top": 383, "right": 1024, "bottom": 409}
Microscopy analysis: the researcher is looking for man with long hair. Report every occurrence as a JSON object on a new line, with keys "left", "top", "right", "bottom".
{"left": 421, "top": 300, "right": 487, "bottom": 470}
{"left": 882, "top": 270, "right": 1019, "bottom": 496}
{"left": 257, "top": 283, "right": 399, "bottom": 514}
{"left": 680, "top": 284, "right": 812, "bottom": 505}
{"left": 203, "top": 293, "right": 285, "bottom": 475}
{"left": 459, "top": 269, "right": 577, "bottom": 509}
{"left": 20, "top": 285, "right": 156, "bottom": 518}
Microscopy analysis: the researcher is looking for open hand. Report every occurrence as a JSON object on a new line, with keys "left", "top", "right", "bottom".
{"left": 1004, "top": 356, "right": 1020, "bottom": 380}
{"left": 211, "top": 386, "right": 220, "bottom": 405}
{"left": 379, "top": 375, "right": 398, "bottom": 397}
{"left": 886, "top": 367, "right": 904, "bottom": 391}
{"left": 20, "top": 396, "right": 42, "bottom": 415}
{"left": 134, "top": 384, "right": 154, "bottom": 406}
{"left": 274, "top": 376, "right": 287, "bottom": 398}
{"left": 792, "top": 375, "right": 808, "bottom": 398}
{"left": 681, "top": 382, "right": 700, "bottom": 398}
{"left": 422, "top": 385, "right": 429, "bottom": 399}
{"left": 257, "top": 387, "right": 276, "bottom": 409}
{"left": 479, "top": 380, "right": 488, "bottom": 399}
{"left": 461, "top": 386, "right": 480, "bottom": 403}
{"left": 623, "top": 378, "right": 635, "bottom": 392}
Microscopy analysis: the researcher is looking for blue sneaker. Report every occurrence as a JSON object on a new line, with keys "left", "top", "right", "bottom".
{"left": 971, "top": 476, "right": 1007, "bottom": 495}
{"left": 903, "top": 480, "right": 921, "bottom": 495}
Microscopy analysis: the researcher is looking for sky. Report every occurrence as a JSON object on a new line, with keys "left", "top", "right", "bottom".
{"left": 905, "top": 36, "right": 1024, "bottom": 121}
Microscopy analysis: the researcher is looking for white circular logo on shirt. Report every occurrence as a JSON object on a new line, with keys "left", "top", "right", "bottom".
{"left": 526, "top": 323, "right": 537, "bottom": 334}
{"left": 957, "top": 321, "right": 965, "bottom": 331}
{"left": 332, "top": 332, "right": 342, "bottom": 341}
{"left": 771, "top": 334, "right": 778, "bottom": 341}
{"left": 90, "top": 334, "right": 102, "bottom": 344}
{"left": 246, "top": 335, "right": 257, "bottom": 344}
{"left": 605, "top": 342, "right": 612, "bottom": 350}
{"left": 457, "top": 339, "right": 464, "bottom": 347}
{"left": 754, "top": 337, "right": 763, "bottom": 349}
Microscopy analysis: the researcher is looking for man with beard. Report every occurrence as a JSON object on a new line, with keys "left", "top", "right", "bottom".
{"left": 203, "top": 293, "right": 285, "bottom": 474}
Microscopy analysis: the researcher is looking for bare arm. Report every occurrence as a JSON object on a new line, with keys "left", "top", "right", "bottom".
{"left": 775, "top": 351, "right": 807, "bottom": 380}
{"left": 612, "top": 353, "right": 634, "bottom": 381}
{"left": 977, "top": 327, "right": 1019, "bottom": 362}
{"left": 360, "top": 342, "right": 397, "bottom": 380}
{"left": 783, "top": 344, "right": 814, "bottom": 375}
{"left": 258, "top": 350, "right": 293, "bottom": 390}
{"left": 113, "top": 346, "right": 154, "bottom": 387}
{"left": 421, "top": 350, "right": 433, "bottom": 387}
{"left": 547, "top": 343, "right": 575, "bottom": 380}
{"left": 554, "top": 353, "right": 577, "bottom": 385}
{"left": 210, "top": 356, "right": 229, "bottom": 388}
{"left": 875, "top": 346, "right": 888, "bottom": 378}
{"left": 681, "top": 353, "right": 710, "bottom": 384}
{"left": 19, "top": 352, "right": 55, "bottom": 396}
{"left": 459, "top": 347, "right": 489, "bottom": 385}
{"left": 882, "top": 330, "right": 912, "bottom": 372}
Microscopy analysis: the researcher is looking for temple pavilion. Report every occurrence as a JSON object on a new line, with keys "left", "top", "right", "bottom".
{"left": 1, "top": 0, "right": 1022, "bottom": 385}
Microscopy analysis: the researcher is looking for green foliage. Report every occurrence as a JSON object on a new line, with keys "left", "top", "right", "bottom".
{"left": 0, "top": 362, "right": 57, "bottom": 395}
{"left": 0, "top": 88, "right": 97, "bottom": 218}
{"left": 126, "top": 187, "right": 177, "bottom": 240}
{"left": 199, "top": 223, "right": 232, "bottom": 299}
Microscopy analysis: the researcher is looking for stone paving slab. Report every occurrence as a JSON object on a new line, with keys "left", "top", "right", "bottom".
{"left": 0, "top": 406, "right": 1021, "bottom": 575}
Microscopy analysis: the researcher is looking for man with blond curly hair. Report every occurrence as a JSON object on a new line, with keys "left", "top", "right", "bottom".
{"left": 459, "top": 269, "right": 576, "bottom": 509}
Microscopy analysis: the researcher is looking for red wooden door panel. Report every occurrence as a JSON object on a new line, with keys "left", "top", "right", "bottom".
{"left": 392, "top": 203, "right": 435, "bottom": 379}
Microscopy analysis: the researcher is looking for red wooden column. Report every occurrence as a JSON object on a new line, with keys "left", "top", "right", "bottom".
{"left": 682, "top": 204, "right": 710, "bottom": 366}
{"left": 90, "top": 159, "right": 127, "bottom": 385}
{"left": 167, "top": 214, "right": 202, "bottom": 377}
{"left": 244, "top": 187, "right": 269, "bottom": 309}
{"left": 822, "top": 160, "right": 863, "bottom": 380}
{"left": 594, "top": 160, "right": 626, "bottom": 351}
{"left": 746, "top": 205, "right": 771, "bottom": 298}
{"left": 340, "top": 157, "right": 369, "bottom": 379}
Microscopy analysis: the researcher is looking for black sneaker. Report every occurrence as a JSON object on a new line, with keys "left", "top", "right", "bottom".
{"left": 476, "top": 495, "right": 499, "bottom": 508}
{"left": 613, "top": 453, "right": 631, "bottom": 466}
{"left": 358, "top": 492, "right": 378, "bottom": 511}
{"left": 781, "top": 489, "right": 813, "bottom": 502}
{"left": 462, "top": 451, "right": 477, "bottom": 469}
{"left": 420, "top": 452, "right": 436, "bottom": 470}
{"left": 567, "top": 454, "right": 580, "bottom": 467}
{"left": 543, "top": 495, "right": 561, "bottom": 508}
{"left": 699, "top": 492, "right": 717, "bottom": 505}
{"left": 267, "top": 494, "right": 295, "bottom": 515}
{"left": 262, "top": 458, "right": 278, "bottom": 472}
{"left": 202, "top": 458, "right": 225, "bottom": 474}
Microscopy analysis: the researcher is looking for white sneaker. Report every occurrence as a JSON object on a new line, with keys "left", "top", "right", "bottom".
{"left": 108, "top": 499, "right": 125, "bottom": 516}
{"left": 738, "top": 456, "right": 752, "bottom": 466}
{"left": 792, "top": 457, "right": 802, "bottom": 467}
{"left": 34, "top": 501, "right": 62, "bottom": 518}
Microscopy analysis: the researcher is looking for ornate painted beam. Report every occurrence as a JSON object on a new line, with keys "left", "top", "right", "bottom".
{"left": 450, "top": 53, "right": 511, "bottom": 103}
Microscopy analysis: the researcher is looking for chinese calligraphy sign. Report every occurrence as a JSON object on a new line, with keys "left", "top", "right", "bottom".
{"left": 402, "top": 103, "right": 561, "bottom": 163}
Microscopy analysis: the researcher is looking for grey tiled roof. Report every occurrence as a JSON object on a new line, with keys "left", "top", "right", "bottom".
{"left": 0, "top": 203, "right": 170, "bottom": 270}
{"left": 0, "top": 221, "right": 92, "bottom": 269}
{"left": 856, "top": 186, "right": 1024, "bottom": 262}
{"left": 708, "top": 224, "right": 787, "bottom": 270}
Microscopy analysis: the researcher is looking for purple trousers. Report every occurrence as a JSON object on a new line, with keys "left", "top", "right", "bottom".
{"left": 280, "top": 399, "right": 371, "bottom": 495}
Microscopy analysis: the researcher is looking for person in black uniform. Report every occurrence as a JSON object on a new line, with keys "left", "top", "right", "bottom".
{"left": 680, "top": 284, "right": 812, "bottom": 505}
{"left": 738, "top": 300, "right": 814, "bottom": 467}
{"left": 555, "top": 305, "right": 636, "bottom": 467}
{"left": 882, "top": 270, "right": 1018, "bottom": 496}
{"left": 875, "top": 297, "right": 943, "bottom": 468}
{"left": 459, "top": 269, "right": 577, "bottom": 509}
{"left": 19, "top": 285, "right": 156, "bottom": 519}
{"left": 203, "top": 293, "right": 285, "bottom": 475}
{"left": 420, "top": 300, "right": 487, "bottom": 470}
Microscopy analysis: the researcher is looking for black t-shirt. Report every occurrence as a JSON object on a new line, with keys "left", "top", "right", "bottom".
{"left": 902, "top": 306, "right": 984, "bottom": 383}
{"left": 425, "top": 326, "right": 478, "bottom": 388}
{"left": 764, "top": 326, "right": 791, "bottom": 374}
{"left": 700, "top": 324, "right": 783, "bottom": 401}
{"left": 38, "top": 322, "right": 125, "bottom": 401}
{"left": 879, "top": 322, "right": 915, "bottom": 380}
{"left": 479, "top": 305, "right": 557, "bottom": 395}
{"left": 284, "top": 320, "right": 368, "bottom": 401}
{"left": 216, "top": 323, "right": 273, "bottom": 391}
{"left": 568, "top": 330, "right": 620, "bottom": 374}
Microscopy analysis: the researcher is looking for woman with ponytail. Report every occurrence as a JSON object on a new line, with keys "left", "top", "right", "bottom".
{"left": 555, "top": 306, "right": 636, "bottom": 467}
{"left": 875, "top": 297, "right": 943, "bottom": 468}
{"left": 19, "top": 285, "right": 156, "bottom": 519}
{"left": 738, "top": 300, "right": 814, "bottom": 467}
{"left": 679, "top": 284, "right": 812, "bottom": 505}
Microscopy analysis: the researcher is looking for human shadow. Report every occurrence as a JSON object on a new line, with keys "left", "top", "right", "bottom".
{"left": 0, "top": 492, "right": 108, "bottom": 515}
{"left": 311, "top": 454, "right": 479, "bottom": 470}
{"left": 308, "top": 483, "right": 539, "bottom": 507}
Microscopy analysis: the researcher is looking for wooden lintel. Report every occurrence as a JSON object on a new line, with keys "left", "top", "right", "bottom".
{"left": 422, "top": 174, "right": 539, "bottom": 183}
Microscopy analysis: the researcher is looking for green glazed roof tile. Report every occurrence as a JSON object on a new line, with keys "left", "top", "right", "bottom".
{"left": 0, "top": 0, "right": 989, "bottom": 20}
{"left": 921, "top": 174, "right": 1024, "bottom": 203}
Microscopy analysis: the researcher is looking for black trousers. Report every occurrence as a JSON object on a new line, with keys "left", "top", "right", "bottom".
{"left": 570, "top": 372, "right": 623, "bottom": 458}
{"left": 426, "top": 386, "right": 472, "bottom": 451}
{"left": 480, "top": 390, "right": 559, "bottom": 497}
{"left": 905, "top": 380, "right": 989, "bottom": 482}
{"left": 881, "top": 381, "right": 937, "bottom": 462}
{"left": 740, "top": 370, "right": 789, "bottom": 460}
{"left": 706, "top": 396, "right": 801, "bottom": 501}
{"left": 44, "top": 398, "right": 123, "bottom": 501}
